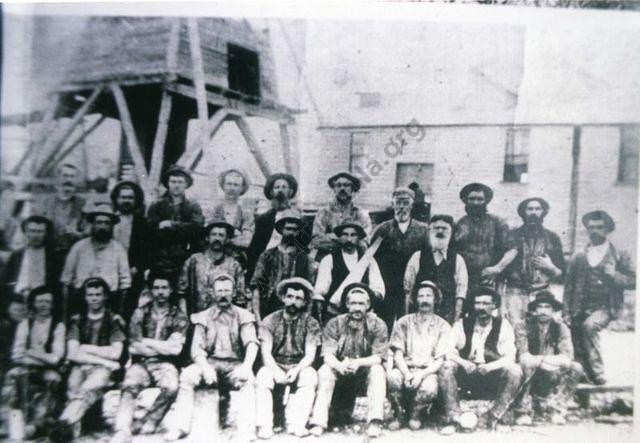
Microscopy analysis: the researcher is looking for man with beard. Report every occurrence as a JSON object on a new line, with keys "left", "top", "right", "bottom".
{"left": 256, "top": 277, "right": 321, "bottom": 438}
{"left": 165, "top": 274, "right": 258, "bottom": 441}
{"left": 453, "top": 183, "right": 515, "bottom": 312}
{"left": 309, "top": 283, "right": 388, "bottom": 439}
{"left": 246, "top": 173, "right": 298, "bottom": 281}
{"left": 502, "top": 198, "right": 565, "bottom": 327}
{"left": 51, "top": 277, "right": 126, "bottom": 442}
{"left": 314, "top": 221, "right": 385, "bottom": 322}
{"left": 564, "top": 210, "right": 635, "bottom": 385}
{"left": 3, "top": 287, "right": 65, "bottom": 440}
{"left": 147, "top": 165, "right": 204, "bottom": 284}
{"left": 312, "top": 171, "right": 372, "bottom": 260}
{"left": 513, "top": 291, "right": 583, "bottom": 426}
{"left": 371, "top": 187, "right": 430, "bottom": 331}
{"left": 60, "top": 202, "right": 131, "bottom": 317}
{"left": 111, "top": 272, "right": 188, "bottom": 443}
{"left": 33, "top": 163, "right": 86, "bottom": 260}
{"left": 440, "top": 287, "right": 522, "bottom": 430}
{"left": 387, "top": 281, "right": 452, "bottom": 431}
{"left": 404, "top": 215, "right": 468, "bottom": 324}
{"left": 250, "top": 209, "right": 313, "bottom": 320}
{"left": 177, "top": 219, "right": 246, "bottom": 314}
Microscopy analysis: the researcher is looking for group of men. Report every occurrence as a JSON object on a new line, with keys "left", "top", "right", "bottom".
{"left": 0, "top": 162, "right": 635, "bottom": 441}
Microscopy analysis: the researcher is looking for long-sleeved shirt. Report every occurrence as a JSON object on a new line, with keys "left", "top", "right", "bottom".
{"left": 11, "top": 318, "right": 66, "bottom": 363}
{"left": 60, "top": 238, "right": 131, "bottom": 291}
{"left": 260, "top": 310, "right": 322, "bottom": 365}
{"left": 514, "top": 318, "right": 573, "bottom": 359}
{"left": 390, "top": 313, "right": 452, "bottom": 368}
{"left": 312, "top": 200, "right": 372, "bottom": 246}
{"left": 14, "top": 247, "right": 46, "bottom": 295}
{"left": 314, "top": 250, "right": 385, "bottom": 300}
{"left": 403, "top": 249, "right": 468, "bottom": 301}
{"left": 322, "top": 312, "right": 388, "bottom": 360}
{"left": 205, "top": 201, "right": 255, "bottom": 249}
{"left": 449, "top": 317, "right": 517, "bottom": 364}
{"left": 129, "top": 303, "right": 188, "bottom": 363}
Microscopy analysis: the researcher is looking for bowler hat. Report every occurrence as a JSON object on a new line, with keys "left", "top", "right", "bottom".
{"left": 21, "top": 215, "right": 53, "bottom": 233}
{"left": 264, "top": 173, "right": 298, "bottom": 199}
{"left": 85, "top": 201, "right": 120, "bottom": 224}
{"left": 218, "top": 168, "right": 250, "bottom": 196}
{"left": 581, "top": 210, "right": 615, "bottom": 233}
{"left": 162, "top": 164, "right": 193, "bottom": 188}
{"left": 459, "top": 182, "right": 494, "bottom": 204}
{"left": 517, "top": 197, "right": 550, "bottom": 219}
{"left": 527, "top": 290, "right": 563, "bottom": 312}
{"left": 327, "top": 171, "right": 361, "bottom": 193}
{"left": 333, "top": 221, "right": 367, "bottom": 239}
{"left": 277, "top": 277, "right": 314, "bottom": 302}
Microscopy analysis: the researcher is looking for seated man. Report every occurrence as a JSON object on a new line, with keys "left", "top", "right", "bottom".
{"left": 165, "top": 274, "right": 258, "bottom": 441}
{"left": 51, "top": 277, "right": 126, "bottom": 441}
{"left": 2, "top": 286, "right": 65, "bottom": 440}
{"left": 514, "top": 291, "right": 583, "bottom": 426}
{"left": 111, "top": 272, "right": 189, "bottom": 443}
{"left": 440, "top": 287, "right": 522, "bottom": 431}
{"left": 309, "top": 283, "right": 388, "bottom": 438}
{"left": 387, "top": 281, "right": 452, "bottom": 431}
{"left": 256, "top": 277, "right": 321, "bottom": 438}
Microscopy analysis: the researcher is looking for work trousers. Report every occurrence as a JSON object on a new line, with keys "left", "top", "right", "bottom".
{"left": 59, "top": 365, "right": 113, "bottom": 425}
{"left": 571, "top": 308, "right": 610, "bottom": 380}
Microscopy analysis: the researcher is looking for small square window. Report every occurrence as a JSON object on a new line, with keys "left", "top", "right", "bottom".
{"left": 349, "top": 132, "right": 370, "bottom": 171}
{"left": 503, "top": 127, "right": 530, "bottom": 183}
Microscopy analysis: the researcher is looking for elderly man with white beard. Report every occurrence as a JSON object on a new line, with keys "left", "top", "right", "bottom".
{"left": 404, "top": 215, "right": 468, "bottom": 324}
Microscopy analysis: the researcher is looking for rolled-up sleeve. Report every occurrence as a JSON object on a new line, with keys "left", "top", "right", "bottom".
{"left": 191, "top": 324, "right": 207, "bottom": 360}
{"left": 498, "top": 320, "right": 517, "bottom": 362}
{"left": 238, "top": 309, "right": 259, "bottom": 348}
{"left": 368, "top": 259, "right": 386, "bottom": 298}
{"left": 314, "top": 255, "right": 333, "bottom": 300}
{"left": 455, "top": 254, "right": 468, "bottom": 299}
{"left": 388, "top": 318, "right": 407, "bottom": 354}
{"left": 321, "top": 318, "right": 340, "bottom": 358}
{"left": 403, "top": 251, "right": 421, "bottom": 299}
{"left": 369, "top": 318, "right": 389, "bottom": 358}
{"left": 116, "top": 244, "right": 132, "bottom": 290}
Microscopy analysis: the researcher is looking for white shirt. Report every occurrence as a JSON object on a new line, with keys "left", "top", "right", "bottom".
{"left": 397, "top": 219, "right": 410, "bottom": 234}
{"left": 450, "top": 317, "right": 517, "bottom": 363}
{"left": 314, "top": 250, "right": 386, "bottom": 300}
{"left": 113, "top": 213, "right": 134, "bottom": 252}
{"left": 586, "top": 240, "right": 610, "bottom": 267}
{"left": 15, "top": 247, "right": 46, "bottom": 295}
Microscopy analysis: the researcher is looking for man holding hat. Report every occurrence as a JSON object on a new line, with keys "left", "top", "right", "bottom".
{"left": 147, "top": 164, "right": 204, "bottom": 284}
{"left": 312, "top": 171, "right": 372, "bottom": 259}
{"left": 564, "top": 210, "right": 635, "bottom": 385}
{"left": 314, "top": 220, "right": 385, "bottom": 322}
{"left": 60, "top": 201, "right": 131, "bottom": 317}
{"left": 249, "top": 209, "right": 313, "bottom": 320}
{"left": 371, "top": 187, "right": 430, "bottom": 331}
{"left": 440, "top": 286, "right": 522, "bottom": 430}
{"left": 453, "top": 183, "right": 515, "bottom": 312}
{"left": 177, "top": 218, "right": 246, "bottom": 314}
{"left": 256, "top": 277, "right": 322, "bottom": 438}
{"left": 513, "top": 291, "right": 583, "bottom": 426}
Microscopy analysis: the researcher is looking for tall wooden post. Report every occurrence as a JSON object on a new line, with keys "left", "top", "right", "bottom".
{"left": 568, "top": 125, "right": 582, "bottom": 253}
{"left": 188, "top": 18, "right": 210, "bottom": 169}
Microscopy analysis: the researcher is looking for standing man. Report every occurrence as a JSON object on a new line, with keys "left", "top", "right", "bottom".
{"left": 147, "top": 165, "right": 204, "bottom": 284}
{"left": 404, "top": 214, "right": 468, "bottom": 324}
{"left": 453, "top": 183, "right": 515, "bottom": 311}
{"left": 514, "top": 291, "right": 583, "bottom": 426}
{"left": 564, "top": 210, "right": 635, "bottom": 385}
{"left": 51, "top": 277, "right": 126, "bottom": 441}
{"left": 178, "top": 219, "right": 246, "bottom": 314}
{"left": 60, "top": 202, "right": 131, "bottom": 317}
{"left": 502, "top": 197, "right": 565, "bottom": 326}
{"left": 312, "top": 171, "right": 372, "bottom": 259}
{"left": 309, "top": 283, "right": 388, "bottom": 438}
{"left": 246, "top": 172, "right": 298, "bottom": 281}
{"left": 387, "top": 281, "right": 452, "bottom": 431}
{"left": 111, "top": 272, "right": 188, "bottom": 443}
{"left": 165, "top": 274, "right": 258, "bottom": 442}
{"left": 314, "top": 221, "right": 385, "bottom": 322}
{"left": 249, "top": 209, "right": 314, "bottom": 320}
{"left": 440, "top": 287, "right": 522, "bottom": 430}
{"left": 256, "top": 277, "right": 321, "bottom": 438}
{"left": 371, "top": 187, "right": 430, "bottom": 331}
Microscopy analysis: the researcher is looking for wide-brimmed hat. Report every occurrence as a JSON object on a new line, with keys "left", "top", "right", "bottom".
{"left": 162, "top": 164, "right": 193, "bottom": 188}
{"left": 459, "top": 182, "right": 494, "bottom": 203}
{"left": 264, "top": 173, "right": 298, "bottom": 199}
{"left": 392, "top": 186, "right": 415, "bottom": 200}
{"left": 110, "top": 180, "right": 145, "bottom": 210}
{"left": 413, "top": 280, "right": 442, "bottom": 306}
{"left": 85, "top": 201, "right": 120, "bottom": 224}
{"left": 327, "top": 171, "right": 361, "bottom": 193}
{"left": 581, "top": 210, "right": 615, "bottom": 233}
{"left": 277, "top": 277, "right": 314, "bottom": 302}
{"left": 333, "top": 221, "right": 367, "bottom": 239}
{"left": 527, "top": 290, "right": 563, "bottom": 312}
{"left": 21, "top": 215, "right": 53, "bottom": 234}
{"left": 517, "top": 197, "right": 550, "bottom": 219}
{"left": 473, "top": 286, "right": 501, "bottom": 308}
{"left": 205, "top": 219, "right": 235, "bottom": 238}
{"left": 218, "top": 169, "right": 250, "bottom": 196}
{"left": 274, "top": 209, "right": 303, "bottom": 234}
{"left": 340, "top": 282, "right": 376, "bottom": 309}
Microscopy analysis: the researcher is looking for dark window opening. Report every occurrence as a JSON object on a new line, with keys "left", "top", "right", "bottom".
{"left": 503, "top": 127, "right": 530, "bottom": 183}
{"left": 227, "top": 44, "right": 261, "bottom": 98}
{"left": 618, "top": 125, "right": 639, "bottom": 184}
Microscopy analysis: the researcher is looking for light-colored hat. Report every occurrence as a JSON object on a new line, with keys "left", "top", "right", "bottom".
{"left": 218, "top": 169, "right": 250, "bottom": 196}
{"left": 276, "top": 277, "right": 314, "bottom": 302}
{"left": 327, "top": 171, "right": 361, "bottom": 192}
{"left": 274, "top": 208, "right": 303, "bottom": 234}
{"left": 392, "top": 186, "right": 415, "bottom": 200}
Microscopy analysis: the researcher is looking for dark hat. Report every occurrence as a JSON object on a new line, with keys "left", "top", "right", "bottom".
{"left": 473, "top": 286, "right": 501, "bottom": 308}
{"left": 527, "top": 290, "right": 563, "bottom": 312}
{"left": 459, "top": 182, "right": 494, "bottom": 203}
{"left": 581, "top": 210, "right": 615, "bottom": 233}
{"left": 264, "top": 173, "right": 298, "bottom": 199}
{"left": 162, "top": 164, "right": 193, "bottom": 188}
{"left": 341, "top": 282, "right": 375, "bottom": 309}
{"left": 218, "top": 169, "right": 250, "bottom": 196}
{"left": 327, "top": 171, "right": 361, "bottom": 193}
{"left": 333, "top": 221, "right": 367, "bottom": 239}
{"left": 85, "top": 201, "right": 120, "bottom": 224}
{"left": 277, "top": 277, "right": 314, "bottom": 302}
{"left": 274, "top": 209, "right": 303, "bottom": 234}
{"left": 429, "top": 214, "right": 455, "bottom": 228}
{"left": 413, "top": 280, "right": 442, "bottom": 306}
{"left": 517, "top": 197, "right": 550, "bottom": 219}
{"left": 21, "top": 215, "right": 53, "bottom": 233}
{"left": 110, "top": 180, "right": 145, "bottom": 210}
{"left": 205, "top": 219, "right": 236, "bottom": 238}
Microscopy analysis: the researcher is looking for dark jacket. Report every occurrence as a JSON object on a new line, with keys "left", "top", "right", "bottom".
{"left": 2, "top": 247, "right": 60, "bottom": 311}
{"left": 128, "top": 213, "right": 149, "bottom": 272}
{"left": 246, "top": 208, "right": 277, "bottom": 281}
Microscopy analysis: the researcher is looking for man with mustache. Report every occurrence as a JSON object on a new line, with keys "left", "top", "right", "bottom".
{"left": 440, "top": 287, "right": 522, "bottom": 430}
{"left": 312, "top": 171, "right": 372, "bottom": 260}
{"left": 249, "top": 209, "right": 313, "bottom": 320}
{"left": 371, "top": 187, "right": 429, "bottom": 331}
{"left": 177, "top": 219, "right": 246, "bottom": 314}
{"left": 564, "top": 210, "right": 635, "bottom": 385}
{"left": 501, "top": 198, "right": 565, "bottom": 327}
{"left": 60, "top": 202, "right": 131, "bottom": 318}
{"left": 309, "top": 283, "right": 388, "bottom": 438}
{"left": 165, "top": 274, "right": 258, "bottom": 441}
{"left": 256, "top": 277, "right": 321, "bottom": 438}
{"left": 404, "top": 215, "right": 468, "bottom": 324}
{"left": 513, "top": 291, "right": 583, "bottom": 426}
{"left": 387, "top": 281, "right": 452, "bottom": 431}
{"left": 246, "top": 173, "right": 298, "bottom": 281}
{"left": 453, "top": 183, "right": 515, "bottom": 313}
